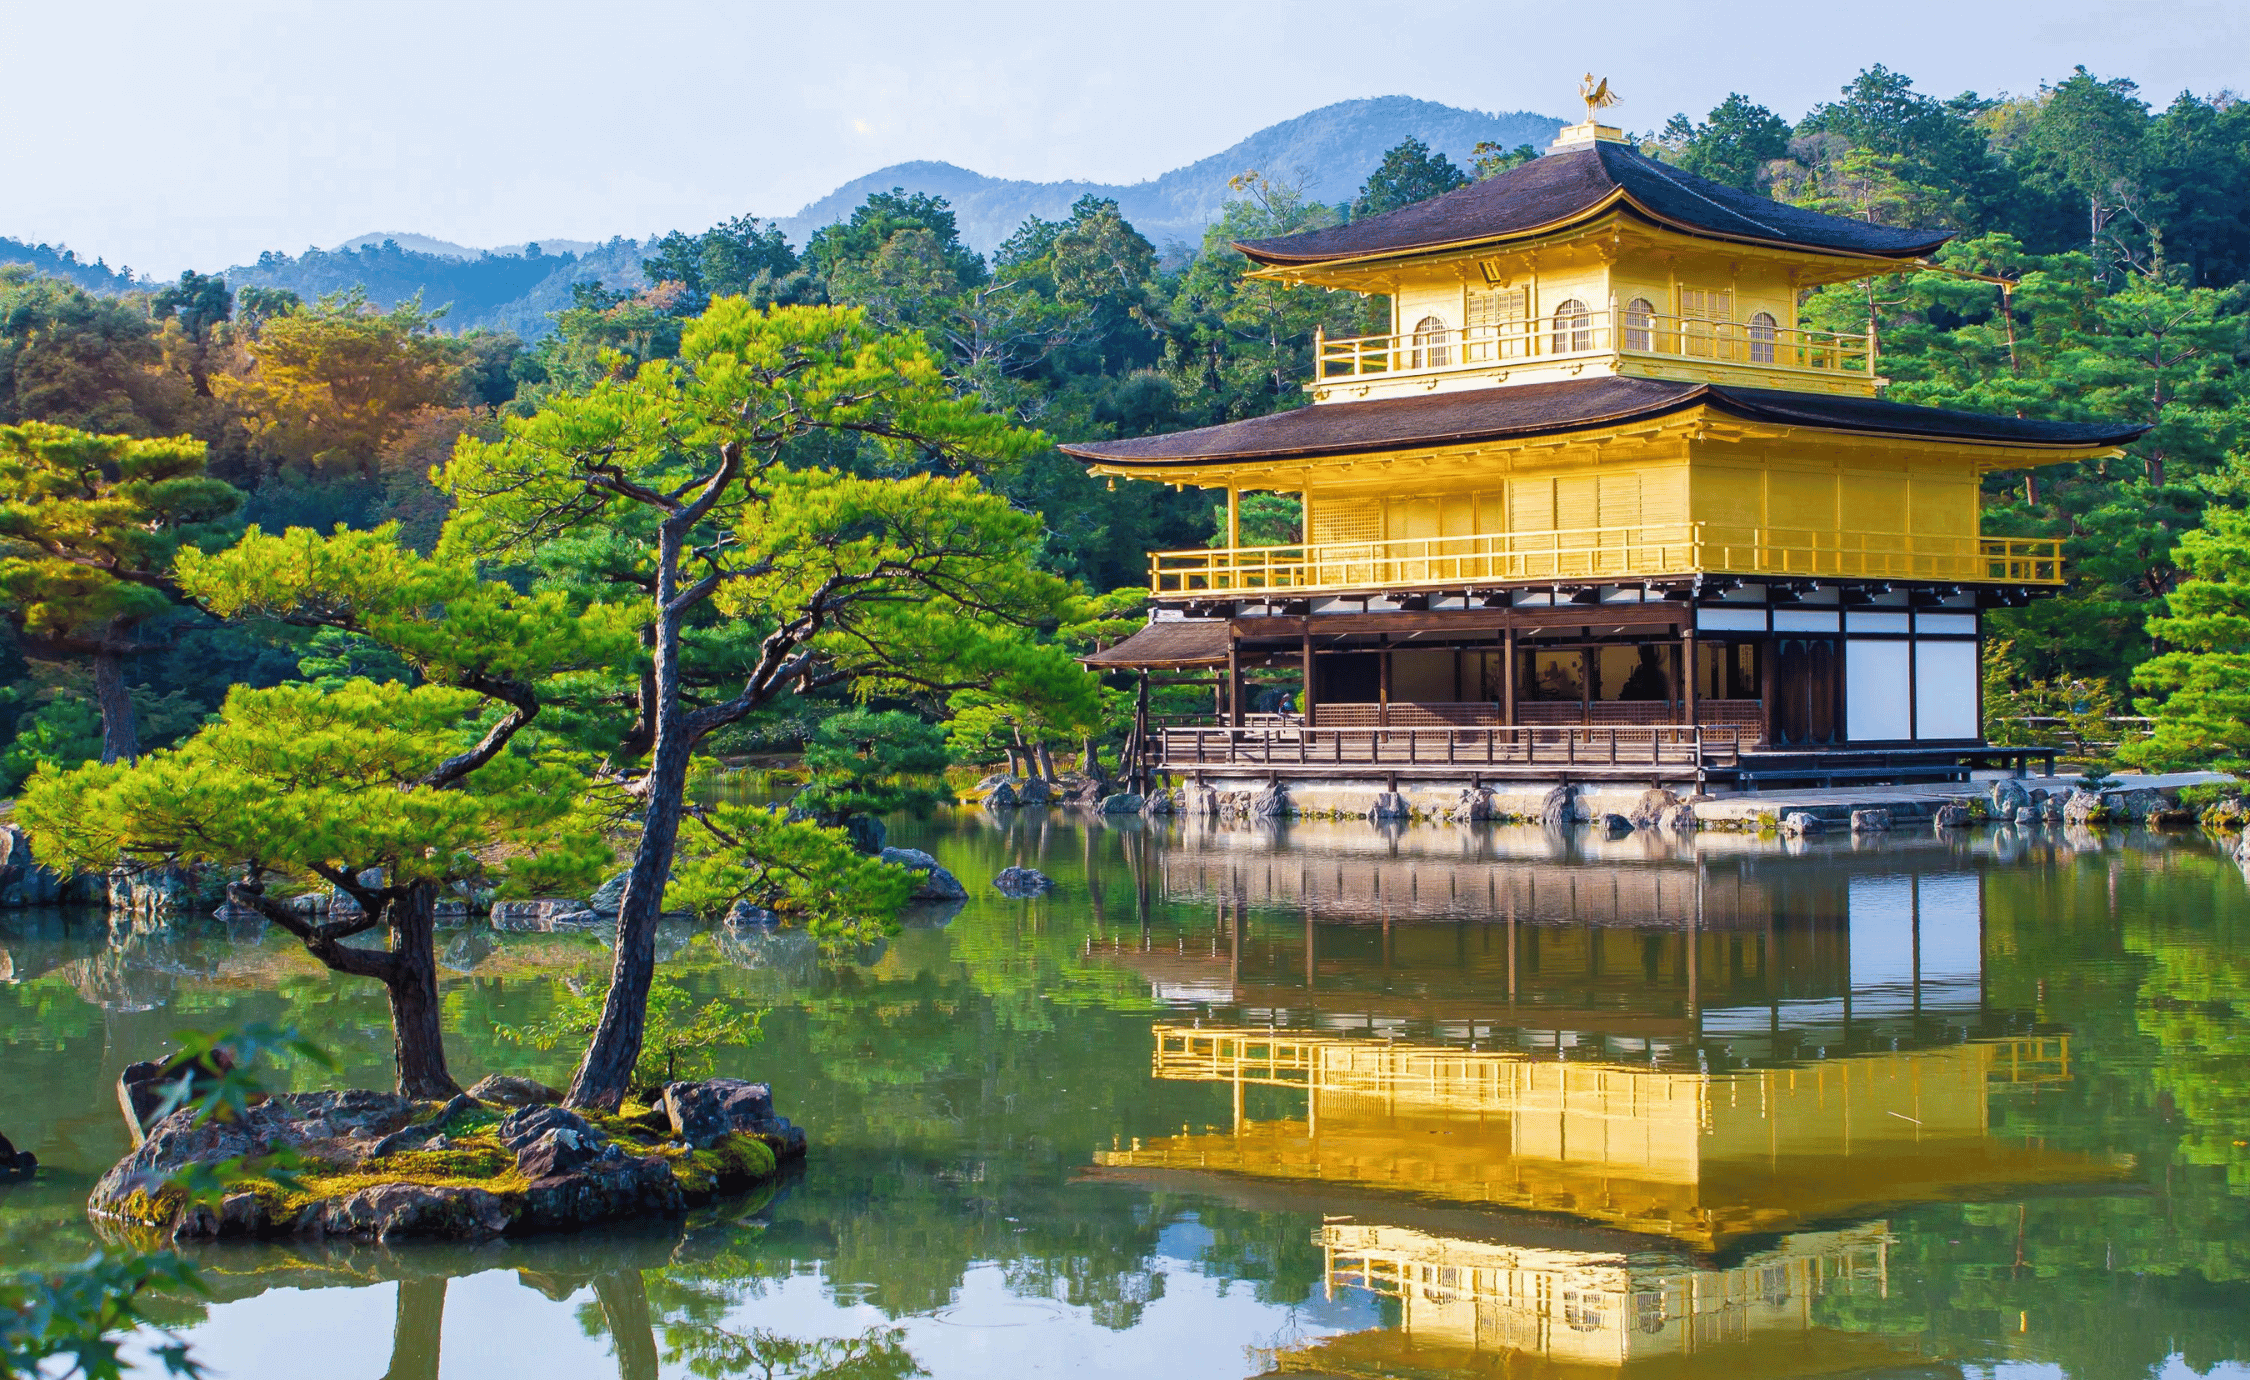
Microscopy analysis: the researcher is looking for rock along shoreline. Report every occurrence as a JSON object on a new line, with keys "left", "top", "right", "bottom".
{"left": 91, "top": 1075, "right": 805, "bottom": 1244}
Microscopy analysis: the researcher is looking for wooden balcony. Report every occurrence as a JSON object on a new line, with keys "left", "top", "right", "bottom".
{"left": 1153, "top": 722, "right": 1750, "bottom": 782}
{"left": 1150, "top": 524, "right": 2064, "bottom": 597}
{"left": 1314, "top": 309, "right": 1875, "bottom": 397}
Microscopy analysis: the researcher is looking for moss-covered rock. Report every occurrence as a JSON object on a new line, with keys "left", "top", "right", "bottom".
{"left": 89, "top": 1077, "right": 794, "bottom": 1243}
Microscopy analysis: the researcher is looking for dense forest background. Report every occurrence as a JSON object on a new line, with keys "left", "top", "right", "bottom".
{"left": 0, "top": 63, "right": 2244, "bottom": 780}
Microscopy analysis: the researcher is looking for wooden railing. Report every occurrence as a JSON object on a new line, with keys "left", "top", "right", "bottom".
{"left": 1316, "top": 308, "right": 1871, "bottom": 383}
{"left": 1152, "top": 524, "right": 2064, "bottom": 595}
{"left": 1153, "top": 723, "right": 1750, "bottom": 773}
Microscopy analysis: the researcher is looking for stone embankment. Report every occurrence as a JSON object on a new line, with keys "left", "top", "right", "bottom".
{"left": 965, "top": 766, "right": 2239, "bottom": 839}
{"left": 92, "top": 1073, "right": 804, "bottom": 1243}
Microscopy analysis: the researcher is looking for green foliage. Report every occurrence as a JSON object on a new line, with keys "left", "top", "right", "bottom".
{"left": 19, "top": 677, "right": 609, "bottom": 898}
{"left": 1206, "top": 492, "right": 1301, "bottom": 548}
{"left": 667, "top": 804, "right": 917, "bottom": 940}
{"left": 1659, "top": 94, "right": 1791, "bottom": 192}
{"left": 640, "top": 216, "right": 804, "bottom": 316}
{"left": 1470, "top": 142, "right": 1540, "bottom": 179}
{"left": 496, "top": 968, "right": 764, "bottom": 1093}
{"left": 0, "top": 423, "right": 242, "bottom": 654}
{"left": 794, "top": 709, "right": 949, "bottom": 825}
{"left": 2124, "top": 505, "right": 2250, "bottom": 770}
{"left": 1350, "top": 136, "right": 1468, "bottom": 218}
{"left": 0, "top": 695, "right": 100, "bottom": 791}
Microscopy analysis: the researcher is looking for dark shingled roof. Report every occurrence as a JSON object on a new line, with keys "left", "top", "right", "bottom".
{"left": 1061, "top": 378, "right": 2149, "bottom": 466}
{"left": 1235, "top": 141, "right": 1952, "bottom": 266}
{"left": 1079, "top": 619, "right": 1231, "bottom": 668}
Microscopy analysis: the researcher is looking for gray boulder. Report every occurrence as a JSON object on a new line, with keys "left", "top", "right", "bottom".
{"left": 303, "top": 1183, "right": 515, "bottom": 1241}
{"left": 1141, "top": 789, "right": 1177, "bottom": 816}
{"left": 466, "top": 1074, "right": 562, "bottom": 1108}
{"left": 2014, "top": 806, "right": 2040, "bottom": 826}
{"left": 1369, "top": 791, "right": 1410, "bottom": 821}
{"left": 2063, "top": 790, "right": 2107, "bottom": 826}
{"left": 992, "top": 866, "right": 1054, "bottom": 898}
{"left": 1443, "top": 786, "right": 1498, "bottom": 824}
{"left": 1658, "top": 802, "right": 1699, "bottom": 834}
{"left": 1850, "top": 808, "right": 1892, "bottom": 834}
{"left": 1596, "top": 813, "right": 1633, "bottom": 838}
{"left": 879, "top": 847, "right": 968, "bottom": 901}
{"left": 662, "top": 1077, "right": 807, "bottom": 1158}
{"left": 1247, "top": 782, "right": 1290, "bottom": 818}
{"left": 1778, "top": 812, "right": 1824, "bottom": 837}
{"left": 586, "top": 872, "right": 629, "bottom": 917}
{"left": 0, "top": 824, "right": 63, "bottom": 906}
{"left": 1539, "top": 785, "right": 1576, "bottom": 829}
{"left": 1991, "top": 779, "right": 2032, "bottom": 816}
{"left": 1100, "top": 792, "right": 1146, "bottom": 815}
{"left": 981, "top": 780, "right": 1021, "bottom": 811}
{"left": 1933, "top": 802, "right": 1972, "bottom": 829}
{"left": 1628, "top": 789, "right": 1680, "bottom": 830}
{"left": 1015, "top": 777, "right": 1054, "bottom": 806}
{"left": 723, "top": 901, "right": 778, "bottom": 928}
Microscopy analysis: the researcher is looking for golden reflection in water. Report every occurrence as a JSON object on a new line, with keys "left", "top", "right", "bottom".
{"left": 1263, "top": 1223, "right": 1927, "bottom": 1379}
{"left": 1094, "top": 1026, "right": 2131, "bottom": 1253}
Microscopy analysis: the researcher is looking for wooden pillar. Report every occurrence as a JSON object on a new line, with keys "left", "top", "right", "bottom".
{"left": 1681, "top": 627, "right": 1698, "bottom": 727}
{"left": 1300, "top": 632, "right": 1316, "bottom": 725}
{"left": 1378, "top": 637, "right": 1391, "bottom": 709}
{"left": 1227, "top": 639, "right": 1243, "bottom": 728}
{"left": 1760, "top": 635, "right": 1778, "bottom": 747}
{"left": 1226, "top": 486, "right": 1241, "bottom": 549}
{"left": 1135, "top": 672, "right": 1150, "bottom": 793}
{"left": 1502, "top": 625, "right": 1516, "bottom": 726}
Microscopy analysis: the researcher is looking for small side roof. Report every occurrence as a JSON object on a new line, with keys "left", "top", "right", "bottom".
{"left": 1061, "top": 378, "right": 2149, "bottom": 468}
{"left": 1078, "top": 619, "right": 1231, "bottom": 669}
{"left": 1234, "top": 141, "right": 1952, "bottom": 267}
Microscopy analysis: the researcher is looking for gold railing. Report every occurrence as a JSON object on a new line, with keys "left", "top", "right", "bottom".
{"left": 1151, "top": 524, "right": 2064, "bottom": 594}
{"left": 1317, "top": 309, "right": 1871, "bottom": 382}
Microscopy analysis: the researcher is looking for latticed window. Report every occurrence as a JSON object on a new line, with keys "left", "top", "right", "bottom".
{"left": 1679, "top": 287, "right": 1733, "bottom": 320}
{"left": 1412, "top": 314, "right": 1451, "bottom": 368}
{"left": 1622, "top": 297, "right": 1657, "bottom": 351}
{"left": 1467, "top": 287, "right": 1528, "bottom": 357}
{"left": 1749, "top": 310, "right": 1779, "bottom": 364}
{"left": 1550, "top": 298, "right": 1593, "bottom": 354}
{"left": 1312, "top": 498, "right": 1381, "bottom": 544}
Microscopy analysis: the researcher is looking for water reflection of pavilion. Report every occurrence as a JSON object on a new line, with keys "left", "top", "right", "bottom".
{"left": 1101, "top": 827, "right": 2007, "bottom": 1064}
{"left": 1270, "top": 1223, "right": 1926, "bottom": 1379}
{"left": 1094, "top": 1025, "right": 2128, "bottom": 1254}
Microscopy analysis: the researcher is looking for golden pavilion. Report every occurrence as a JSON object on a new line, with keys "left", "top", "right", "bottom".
{"left": 1069, "top": 104, "right": 2145, "bottom": 791}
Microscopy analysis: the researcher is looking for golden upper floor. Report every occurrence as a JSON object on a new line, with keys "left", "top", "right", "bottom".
{"left": 1237, "top": 124, "right": 1951, "bottom": 404}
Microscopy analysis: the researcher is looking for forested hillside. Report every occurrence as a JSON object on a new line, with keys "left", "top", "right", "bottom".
{"left": 0, "top": 63, "right": 2245, "bottom": 780}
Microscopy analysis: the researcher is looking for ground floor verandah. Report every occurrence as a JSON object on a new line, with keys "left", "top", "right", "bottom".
{"left": 1087, "top": 580, "right": 2035, "bottom": 789}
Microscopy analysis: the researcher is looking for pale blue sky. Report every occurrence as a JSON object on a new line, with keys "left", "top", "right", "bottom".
{"left": 5, "top": 0, "right": 2244, "bottom": 276}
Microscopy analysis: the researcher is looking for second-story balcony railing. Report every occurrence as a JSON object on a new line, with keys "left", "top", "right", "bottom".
{"left": 1151, "top": 524, "right": 2064, "bottom": 595}
{"left": 1315, "top": 308, "right": 1871, "bottom": 384}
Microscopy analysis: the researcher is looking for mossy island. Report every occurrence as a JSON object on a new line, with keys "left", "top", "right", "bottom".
{"left": 93, "top": 1074, "right": 804, "bottom": 1243}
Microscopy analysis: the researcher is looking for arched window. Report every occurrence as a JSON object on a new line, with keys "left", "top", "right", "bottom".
{"left": 1551, "top": 298, "right": 1593, "bottom": 354}
{"left": 1411, "top": 314, "right": 1451, "bottom": 368}
{"left": 1749, "top": 310, "right": 1779, "bottom": 364}
{"left": 1622, "top": 297, "right": 1657, "bottom": 352}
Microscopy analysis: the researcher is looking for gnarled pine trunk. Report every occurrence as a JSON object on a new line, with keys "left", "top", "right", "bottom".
{"left": 92, "top": 650, "right": 140, "bottom": 765}
{"left": 383, "top": 881, "right": 461, "bottom": 1100}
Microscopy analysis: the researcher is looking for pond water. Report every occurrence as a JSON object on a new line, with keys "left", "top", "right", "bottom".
{"left": 4, "top": 813, "right": 2249, "bottom": 1380}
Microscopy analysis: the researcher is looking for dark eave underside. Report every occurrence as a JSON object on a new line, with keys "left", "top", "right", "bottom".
{"left": 1078, "top": 618, "right": 1231, "bottom": 668}
{"left": 1233, "top": 142, "right": 1951, "bottom": 267}
{"left": 1060, "top": 378, "right": 2149, "bottom": 467}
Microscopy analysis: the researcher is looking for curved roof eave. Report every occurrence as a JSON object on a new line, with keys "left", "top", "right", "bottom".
{"left": 1233, "top": 193, "right": 1951, "bottom": 272}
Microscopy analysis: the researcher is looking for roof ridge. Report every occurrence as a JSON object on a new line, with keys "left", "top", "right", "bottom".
{"left": 1608, "top": 145, "right": 1793, "bottom": 241}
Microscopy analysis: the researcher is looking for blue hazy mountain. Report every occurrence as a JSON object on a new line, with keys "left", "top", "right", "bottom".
{"left": 777, "top": 96, "right": 1562, "bottom": 252}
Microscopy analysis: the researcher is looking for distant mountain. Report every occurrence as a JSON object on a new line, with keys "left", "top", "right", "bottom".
{"left": 220, "top": 236, "right": 650, "bottom": 338}
{"left": 775, "top": 97, "right": 1563, "bottom": 252}
{"left": 0, "top": 236, "right": 146, "bottom": 292}
{"left": 4, "top": 96, "right": 1564, "bottom": 336}
{"left": 332, "top": 232, "right": 612, "bottom": 261}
